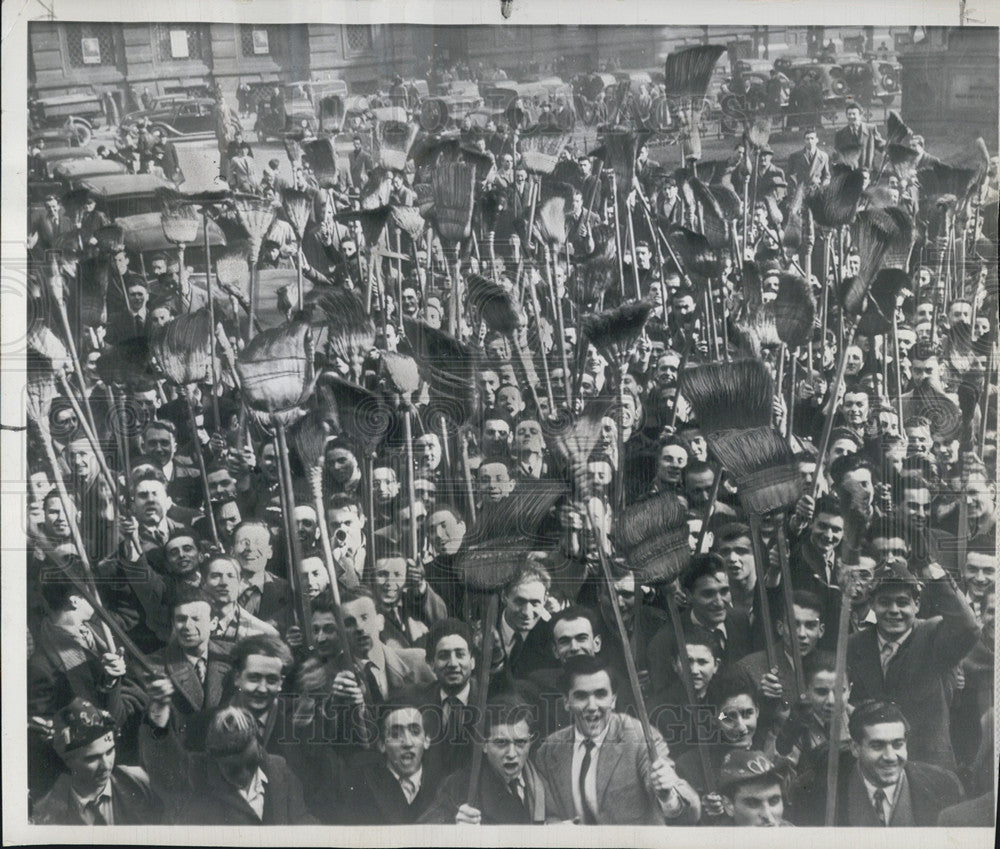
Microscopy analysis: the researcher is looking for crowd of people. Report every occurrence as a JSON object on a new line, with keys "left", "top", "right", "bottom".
{"left": 23, "top": 43, "right": 998, "bottom": 831}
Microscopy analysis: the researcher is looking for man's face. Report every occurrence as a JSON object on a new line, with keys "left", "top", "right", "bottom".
{"left": 259, "top": 444, "right": 279, "bottom": 481}
{"left": 401, "top": 287, "right": 419, "bottom": 316}
{"left": 143, "top": 427, "right": 175, "bottom": 468}
{"left": 431, "top": 633, "right": 474, "bottom": 691}
{"left": 900, "top": 487, "right": 930, "bottom": 529}
{"left": 217, "top": 501, "right": 242, "bottom": 538}
{"left": 974, "top": 316, "right": 990, "bottom": 339}
{"left": 965, "top": 477, "right": 996, "bottom": 521}
{"left": 804, "top": 131, "right": 818, "bottom": 152}
{"left": 65, "top": 732, "right": 116, "bottom": 793}
{"left": 685, "top": 470, "right": 715, "bottom": 507}
{"left": 326, "top": 447, "right": 358, "bottom": 483}
{"left": 299, "top": 556, "right": 330, "bottom": 599}
{"left": 479, "top": 462, "right": 514, "bottom": 503}
{"left": 207, "top": 468, "right": 237, "bottom": 501}
{"left": 503, "top": 578, "right": 547, "bottom": 633}
{"left": 150, "top": 307, "right": 173, "bottom": 328}
{"left": 810, "top": 512, "right": 844, "bottom": 554}
{"left": 45, "top": 197, "right": 60, "bottom": 216}
{"left": 657, "top": 445, "right": 688, "bottom": 485}
{"left": 151, "top": 258, "right": 168, "bottom": 276}
{"left": 67, "top": 442, "right": 98, "bottom": 481}
{"left": 234, "top": 653, "right": 284, "bottom": 714}
{"left": 565, "top": 670, "right": 616, "bottom": 738}
{"left": 482, "top": 420, "right": 511, "bottom": 452}
{"left": 841, "top": 468, "right": 874, "bottom": 512}
{"left": 728, "top": 779, "right": 785, "bottom": 827}
{"left": 133, "top": 480, "right": 168, "bottom": 525}
{"left": 873, "top": 588, "right": 918, "bottom": 638}
{"left": 165, "top": 535, "right": 200, "bottom": 576}
{"left": 374, "top": 557, "right": 407, "bottom": 607}
{"left": 932, "top": 437, "right": 959, "bottom": 467}
{"left": 552, "top": 617, "right": 601, "bottom": 663}
{"left": 689, "top": 572, "right": 731, "bottom": 625}
{"left": 312, "top": 611, "right": 339, "bottom": 658}
{"left": 428, "top": 509, "right": 465, "bottom": 556}
{"left": 327, "top": 506, "right": 364, "bottom": 553}
{"left": 851, "top": 721, "right": 908, "bottom": 788}
{"left": 910, "top": 356, "right": 937, "bottom": 387}
{"left": 842, "top": 392, "right": 869, "bottom": 427}
{"left": 127, "top": 285, "right": 149, "bottom": 313}
{"left": 877, "top": 410, "right": 900, "bottom": 438}
{"left": 872, "top": 535, "right": 908, "bottom": 567}
{"left": 948, "top": 302, "right": 972, "bottom": 326}
{"left": 379, "top": 707, "right": 427, "bottom": 778}
{"left": 783, "top": 604, "right": 824, "bottom": 656}
{"left": 806, "top": 669, "right": 850, "bottom": 726}
{"left": 497, "top": 387, "right": 524, "bottom": 420}
{"left": 484, "top": 719, "right": 533, "bottom": 782}
{"left": 844, "top": 346, "right": 864, "bottom": 376}
{"left": 655, "top": 354, "right": 680, "bottom": 385}
{"left": 963, "top": 553, "right": 996, "bottom": 598}
{"left": 905, "top": 426, "right": 932, "bottom": 458}
{"left": 684, "top": 643, "right": 719, "bottom": 692}
{"left": 342, "top": 596, "right": 383, "bottom": 656}
{"left": 415, "top": 434, "right": 441, "bottom": 470}
{"left": 233, "top": 525, "right": 272, "bottom": 574}
{"left": 846, "top": 107, "right": 861, "bottom": 128}
{"left": 172, "top": 600, "right": 212, "bottom": 651}
{"left": 373, "top": 467, "right": 400, "bottom": 504}
{"left": 514, "top": 419, "right": 543, "bottom": 452}
{"left": 204, "top": 558, "right": 240, "bottom": 605}
{"left": 718, "top": 535, "right": 755, "bottom": 588}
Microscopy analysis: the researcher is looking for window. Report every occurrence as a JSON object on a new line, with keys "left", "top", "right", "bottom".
{"left": 346, "top": 25, "right": 372, "bottom": 53}
{"left": 66, "top": 23, "right": 118, "bottom": 68}
{"left": 241, "top": 25, "right": 284, "bottom": 57}
{"left": 155, "top": 24, "right": 206, "bottom": 62}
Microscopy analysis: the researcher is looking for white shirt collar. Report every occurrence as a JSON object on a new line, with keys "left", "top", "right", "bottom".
{"left": 71, "top": 777, "right": 112, "bottom": 811}
{"left": 238, "top": 767, "right": 268, "bottom": 820}
{"left": 861, "top": 771, "right": 902, "bottom": 817}
{"left": 441, "top": 681, "right": 471, "bottom": 705}
{"left": 690, "top": 609, "right": 728, "bottom": 638}
{"left": 877, "top": 627, "right": 913, "bottom": 652}
{"left": 573, "top": 719, "right": 612, "bottom": 752}
{"left": 388, "top": 766, "right": 423, "bottom": 803}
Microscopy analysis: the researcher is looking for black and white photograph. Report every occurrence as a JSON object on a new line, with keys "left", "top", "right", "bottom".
{"left": 2, "top": 1, "right": 997, "bottom": 844}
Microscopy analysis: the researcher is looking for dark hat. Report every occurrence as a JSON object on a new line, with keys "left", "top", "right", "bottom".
{"left": 829, "top": 426, "right": 862, "bottom": 449}
{"left": 718, "top": 749, "right": 780, "bottom": 794}
{"left": 760, "top": 145, "right": 774, "bottom": 156}
{"left": 870, "top": 562, "right": 921, "bottom": 597}
{"left": 52, "top": 698, "right": 116, "bottom": 756}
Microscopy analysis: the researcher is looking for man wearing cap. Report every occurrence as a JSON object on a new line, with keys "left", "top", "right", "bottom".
{"left": 750, "top": 146, "right": 787, "bottom": 205}
{"left": 348, "top": 135, "right": 375, "bottom": 191}
{"left": 847, "top": 560, "right": 978, "bottom": 771}
{"left": 715, "top": 749, "right": 791, "bottom": 826}
{"left": 565, "top": 187, "right": 601, "bottom": 259}
{"left": 32, "top": 698, "right": 162, "bottom": 825}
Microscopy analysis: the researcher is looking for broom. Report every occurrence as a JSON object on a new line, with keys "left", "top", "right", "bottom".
{"left": 615, "top": 492, "right": 691, "bottom": 585}
{"left": 402, "top": 317, "right": 480, "bottom": 424}
{"left": 233, "top": 196, "right": 277, "bottom": 337}
{"left": 75, "top": 256, "right": 110, "bottom": 329}
{"left": 283, "top": 136, "right": 304, "bottom": 168}
{"left": 569, "top": 255, "right": 619, "bottom": 312}
{"left": 432, "top": 161, "right": 477, "bottom": 337}
{"left": 519, "top": 126, "right": 572, "bottom": 177}
{"left": 857, "top": 268, "right": 909, "bottom": 338}
{"left": 376, "top": 115, "right": 419, "bottom": 172}
{"left": 772, "top": 271, "right": 816, "bottom": 350}
{"left": 283, "top": 188, "right": 315, "bottom": 309}
{"left": 301, "top": 137, "right": 340, "bottom": 189}
{"left": 663, "top": 44, "right": 725, "bottom": 167}
{"left": 215, "top": 245, "right": 261, "bottom": 336}
{"left": 304, "top": 286, "right": 375, "bottom": 383}
{"left": 580, "top": 299, "right": 654, "bottom": 381}
{"left": 807, "top": 165, "right": 866, "bottom": 230}
{"left": 679, "top": 358, "right": 774, "bottom": 433}
{"left": 666, "top": 225, "right": 718, "bottom": 281}
{"left": 535, "top": 194, "right": 575, "bottom": 408}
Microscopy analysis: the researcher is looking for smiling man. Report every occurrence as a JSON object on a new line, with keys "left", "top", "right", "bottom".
{"left": 534, "top": 655, "right": 700, "bottom": 825}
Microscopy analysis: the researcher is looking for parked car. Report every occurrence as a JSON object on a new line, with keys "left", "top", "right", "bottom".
{"left": 74, "top": 173, "right": 174, "bottom": 220}
{"left": 120, "top": 97, "right": 229, "bottom": 141}
{"left": 842, "top": 56, "right": 902, "bottom": 107}
{"left": 29, "top": 87, "right": 106, "bottom": 146}
{"left": 255, "top": 80, "right": 352, "bottom": 140}
{"left": 786, "top": 61, "right": 848, "bottom": 106}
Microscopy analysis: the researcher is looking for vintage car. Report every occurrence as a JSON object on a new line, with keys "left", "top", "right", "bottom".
{"left": 29, "top": 88, "right": 106, "bottom": 146}
{"left": 120, "top": 97, "right": 229, "bottom": 141}
{"left": 841, "top": 55, "right": 902, "bottom": 107}
{"left": 74, "top": 173, "right": 175, "bottom": 220}
{"left": 785, "top": 61, "right": 848, "bottom": 106}
{"left": 116, "top": 211, "right": 227, "bottom": 257}
{"left": 29, "top": 146, "right": 96, "bottom": 180}
{"left": 419, "top": 86, "right": 484, "bottom": 133}
{"left": 52, "top": 157, "right": 128, "bottom": 184}
{"left": 255, "top": 80, "right": 353, "bottom": 140}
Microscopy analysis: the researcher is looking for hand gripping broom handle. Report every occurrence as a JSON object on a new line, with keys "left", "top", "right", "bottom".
{"left": 825, "top": 591, "right": 852, "bottom": 825}
{"left": 275, "top": 422, "right": 312, "bottom": 644}
{"left": 183, "top": 387, "right": 220, "bottom": 547}
{"left": 748, "top": 513, "right": 779, "bottom": 671}
{"left": 465, "top": 592, "right": 500, "bottom": 806}
{"left": 810, "top": 320, "right": 858, "bottom": 501}
{"left": 584, "top": 506, "right": 658, "bottom": 761}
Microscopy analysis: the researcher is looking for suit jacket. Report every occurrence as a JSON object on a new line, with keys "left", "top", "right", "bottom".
{"left": 335, "top": 755, "right": 444, "bottom": 824}
{"left": 534, "top": 712, "right": 700, "bottom": 825}
{"left": 31, "top": 765, "right": 163, "bottom": 825}
{"left": 937, "top": 791, "right": 996, "bottom": 827}
{"left": 502, "top": 616, "right": 559, "bottom": 681}
{"left": 834, "top": 124, "right": 882, "bottom": 170}
{"left": 787, "top": 147, "right": 831, "bottom": 191}
{"left": 419, "top": 760, "right": 547, "bottom": 824}
{"left": 795, "top": 757, "right": 963, "bottom": 827}
{"left": 847, "top": 576, "right": 979, "bottom": 771}
{"left": 240, "top": 571, "right": 293, "bottom": 628}
{"left": 149, "top": 641, "right": 232, "bottom": 722}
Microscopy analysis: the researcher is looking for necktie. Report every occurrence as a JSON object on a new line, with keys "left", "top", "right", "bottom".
{"left": 443, "top": 695, "right": 462, "bottom": 740}
{"left": 714, "top": 628, "right": 727, "bottom": 655}
{"left": 872, "top": 787, "right": 888, "bottom": 826}
{"left": 400, "top": 776, "right": 417, "bottom": 804}
{"left": 362, "top": 660, "right": 384, "bottom": 702}
{"left": 578, "top": 740, "right": 597, "bottom": 825}
{"left": 880, "top": 640, "right": 898, "bottom": 672}
{"left": 509, "top": 777, "right": 525, "bottom": 805}
{"left": 194, "top": 657, "right": 206, "bottom": 685}
{"left": 86, "top": 797, "right": 108, "bottom": 825}
{"left": 508, "top": 632, "right": 525, "bottom": 668}
{"left": 78, "top": 624, "right": 98, "bottom": 654}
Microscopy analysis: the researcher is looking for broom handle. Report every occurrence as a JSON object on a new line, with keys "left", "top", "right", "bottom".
{"left": 584, "top": 507, "right": 658, "bottom": 761}
{"left": 776, "top": 523, "right": 806, "bottom": 700}
{"left": 810, "top": 322, "right": 858, "bottom": 501}
{"left": 403, "top": 408, "right": 420, "bottom": 563}
{"left": 891, "top": 315, "right": 904, "bottom": 433}
{"left": 365, "top": 453, "right": 378, "bottom": 575}
{"left": 544, "top": 246, "right": 573, "bottom": 410}
{"left": 526, "top": 275, "right": 556, "bottom": 413}
{"left": 665, "top": 591, "right": 715, "bottom": 792}
{"left": 439, "top": 418, "right": 451, "bottom": 481}
{"left": 748, "top": 513, "right": 779, "bottom": 671}
{"left": 825, "top": 588, "right": 852, "bottom": 826}
{"left": 787, "top": 349, "right": 798, "bottom": 447}
{"left": 459, "top": 433, "right": 477, "bottom": 526}
{"left": 248, "top": 241, "right": 259, "bottom": 341}
{"left": 184, "top": 388, "right": 220, "bottom": 547}
{"left": 56, "top": 373, "right": 117, "bottom": 495}
{"left": 608, "top": 173, "right": 625, "bottom": 298}
{"left": 695, "top": 468, "right": 723, "bottom": 555}
{"left": 820, "top": 231, "right": 831, "bottom": 349}
{"left": 465, "top": 592, "right": 500, "bottom": 806}
{"left": 202, "top": 214, "right": 221, "bottom": 432}
{"left": 275, "top": 423, "right": 312, "bottom": 644}
{"left": 53, "top": 294, "right": 102, "bottom": 450}
{"left": 626, "top": 200, "right": 641, "bottom": 301}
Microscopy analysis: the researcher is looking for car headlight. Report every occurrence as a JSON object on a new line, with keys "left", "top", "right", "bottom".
{"left": 881, "top": 73, "right": 897, "bottom": 91}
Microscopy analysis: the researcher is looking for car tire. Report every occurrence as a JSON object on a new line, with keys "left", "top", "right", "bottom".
{"left": 151, "top": 123, "right": 172, "bottom": 138}
{"left": 68, "top": 118, "right": 92, "bottom": 147}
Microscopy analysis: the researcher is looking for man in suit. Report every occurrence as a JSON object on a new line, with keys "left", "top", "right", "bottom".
{"left": 534, "top": 655, "right": 700, "bottom": 825}
{"left": 795, "top": 700, "right": 963, "bottom": 826}
{"left": 834, "top": 103, "right": 884, "bottom": 170}
{"left": 32, "top": 698, "right": 162, "bottom": 824}
{"left": 28, "top": 193, "right": 76, "bottom": 259}
{"left": 786, "top": 127, "right": 832, "bottom": 194}
{"left": 334, "top": 702, "right": 443, "bottom": 824}
{"left": 421, "top": 697, "right": 547, "bottom": 824}
{"left": 847, "top": 562, "right": 978, "bottom": 771}
{"left": 498, "top": 564, "right": 558, "bottom": 680}
{"left": 138, "top": 420, "right": 202, "bottom": 511}
{"left": 787, "top": 495, "right": 845, "bottom": 635}
{"left": 231, "top": 521, "right": 291, "bottom": 630}
{"left": 149, "top": 587, "right": 232, "bottom": 729}
{"left": 648, "top": 554, "right": 755, "bottom": 695}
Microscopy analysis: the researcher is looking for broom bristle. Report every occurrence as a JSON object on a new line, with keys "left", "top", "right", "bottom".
{"left": 663, "top": 44, "right": 726, "bottom": 99}
{"left": 886, "top": 112, "right": 911, "bottom": 146}
{"left": 909, "top": 382, "right": 962, "bottom": 441}
{"left": 214, "top": 248, "right": 251, "bottom": 295}
{"left": 432, "top": 161, "right": 476, "bottom": 244}
{"left": 546, "top": 407, "right": 605, "bottom": 496}
{"left": 597, "top": 127, "right": 650, "bottom": 200}
{"left": 773, "top": 272, "right": 816, "bottom": 349}
{"left": 315, "top": 372, "right": 392, "bottom": 455}
{"left": 535, "top": 196, "right": 568, "bottom": 247}
{"left": 570, "top": 256, "right": 619, "bottom": 307}
{"left": 161, "top": 202, "right": 201, "bottom": 245}
{"left": 707, "top": 426, "right": 793, "bottom": 480}
{"left": 233, "top": 197, "right": 277, "bottom": 246}
{"left": 289, "top": 409, "right": 332, "bottom": 475}
{"left": 667, "top": 225, "right": 717, "bottom": 280}
{"left": 76, "top": 257, "right": 109, "bottom": 328}
{"left": 282, "top": 189, "right": 314, "bottom": 238}
{"left": 301, "top": 137, "right": 339, "bottom": 188}
{"left": 237, "top": 320, "right": 316, "bottom": 420}
{"left": 746, "top": 116, "right": 772, "bottom": 150}
{"left": 710, "top": 183, "right": 743, "bottom": 221}
{"left": 858, "top": 268, "right": 910, "bottom": 336}
{"left": 389, "top": 205, "right": 426, "bottom": 240}
{"left": 680, "top": 359, "right": 774, "bottom": 434}
{"left": 807, "top": 165, "right": 865, "bottom": 228}
{"left": 28, "top": 324, "right": 71, "bottom": 372}
{"left": 582, "top": 300, "right": 653, "bottom": 358}
{"left": 843, "top": 206, "right": 915, "bottom": 315}
{"left": 95, "top": 224, "right": 126, "bottom": 254}
{"left": 305, "top": 287, "right": 375, "bottom": 366}
{"left": 151, "top": 308, "right": 217, "bottom": 386}
{"left": 283, "top": 137, "right": 303, "bottom": 166}
{"left": 96, "top": 337, "right": 154, "bottom": 387}
{"left": 378, "top": 120, "right": 418, "bottom": 172}
{"left": 616, "top": 492, "right": 689, "bottom": 548}
{"left": 402, "top": 319, "right": 479, "bottom": 423}
{"left": 381, "top": 352, "right": 421, "bottom": 396}
{"left": 467, "top": 273, "right": 521, "bottom": 334}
